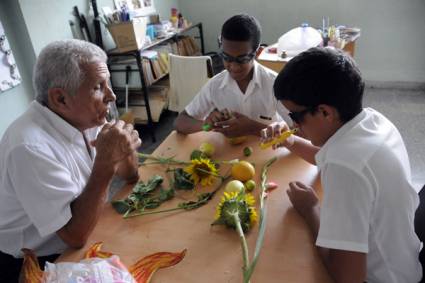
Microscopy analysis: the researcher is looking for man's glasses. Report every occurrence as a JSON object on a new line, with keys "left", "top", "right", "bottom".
{"left": 218, "top": 50, "right": 256, "bottom": 64}
{"left": 288, "top": 106, "right": 317, "bottom": 124}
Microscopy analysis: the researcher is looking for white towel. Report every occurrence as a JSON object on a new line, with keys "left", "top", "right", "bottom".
{"left": 168, "top": 54, "right": 211, "bottom": 113}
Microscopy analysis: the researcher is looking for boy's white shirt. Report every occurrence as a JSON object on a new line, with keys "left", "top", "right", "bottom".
{"left": 185, "top": 61, "right": 291, "bottom": 125}
{"left": 315, "top": 107, "right": 421, "bottom": 283}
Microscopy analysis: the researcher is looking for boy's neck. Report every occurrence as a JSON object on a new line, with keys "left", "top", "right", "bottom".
{"left": 236, "top": 69, "right": 254, "bottom": 94}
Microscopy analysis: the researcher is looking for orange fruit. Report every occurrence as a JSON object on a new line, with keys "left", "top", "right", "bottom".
{"left": 227, "top": 136, "right": 247, "bottom": 145}
{"left": 231, "top": 161, "right": 255, "bottom": 182}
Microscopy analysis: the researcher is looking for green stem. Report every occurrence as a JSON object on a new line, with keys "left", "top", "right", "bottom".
{"left": 138, "top": 153, "right": 190, "bottom": 166}
{"left": 195, "top": 167, "right": 222, "bottom": 178}
{"left": 233, "top": 213, "right": 250, "bottom": 283}
{"left": 245, "top": 156, "right": 277, "bottom": 279}
{"left": 123, "top": 206, "right": 183, "bottom": 218}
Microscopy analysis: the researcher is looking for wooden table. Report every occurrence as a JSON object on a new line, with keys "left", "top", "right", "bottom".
{"left": 257, "top": 41, "right": 356, "bottom": 73}
{"left": 58, "top": 131, "right": 333, "bottom": 282}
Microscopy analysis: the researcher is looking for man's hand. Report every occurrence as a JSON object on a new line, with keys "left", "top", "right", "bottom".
{"left": 287, "top": 181, "right": 319, "bottom": 221}
{"left": 92, "top": 120, "right": 141, "bottom": 171}
{"left": 260, "top": 121, "right": 293, "bottom": 149}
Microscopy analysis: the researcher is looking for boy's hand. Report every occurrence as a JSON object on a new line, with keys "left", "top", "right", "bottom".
{"left": 287, "top": 181, "right": 319, "bottom": 220}
{"left": 260, "top": 121, "right": 293, "bottom": 149}
{"left": 213, "top": 112, "right": 253, "bottom": 137}
{"left": 204, "top": 108, "right": 232, "bottom": 128}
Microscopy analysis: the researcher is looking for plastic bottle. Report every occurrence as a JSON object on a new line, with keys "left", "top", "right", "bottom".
{"left": 170, "top": 8, "right": 178, "bottom": 28}
{"left": 277, "top": 23, "right": 322, "bottom": 57}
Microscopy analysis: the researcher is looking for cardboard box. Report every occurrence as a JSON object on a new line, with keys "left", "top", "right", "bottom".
{"left": 108, "top": 17, "right": 147, "bottom": 52}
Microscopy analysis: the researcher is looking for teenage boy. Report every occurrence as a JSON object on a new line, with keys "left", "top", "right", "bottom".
{"left": 174, "top": 14, "right": 289, "bottom": 138}
{"left": 261, "top": 47, "right": 421, "bottom": 283}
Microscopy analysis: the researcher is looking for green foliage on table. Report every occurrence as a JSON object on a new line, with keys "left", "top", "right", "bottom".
{"left": 112, "top": 175, "right": 175, "bottom": 217}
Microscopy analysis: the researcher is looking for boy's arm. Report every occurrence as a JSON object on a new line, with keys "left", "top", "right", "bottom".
{"left": 261, "top": 122, "right": 319, "bottom": 165}
{"left": 321, "top": 249, "right": 366, "bottom": 283}
{"left": 288, "top": 181, "right": 367, "bottom": 283}
{"left": 174, "top": 110, "right": 204, "bottom": 134}
{"left": 285, "top": 135, "right": 320, "bottom": 165}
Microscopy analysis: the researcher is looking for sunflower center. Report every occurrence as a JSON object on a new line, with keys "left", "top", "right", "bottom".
{"left": 194, "top": 163, "right": 212, "bottom": 178}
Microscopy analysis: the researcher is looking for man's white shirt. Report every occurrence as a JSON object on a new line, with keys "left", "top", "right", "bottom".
{"left": 0, "top": 101, "right": 98, "bottom": 257}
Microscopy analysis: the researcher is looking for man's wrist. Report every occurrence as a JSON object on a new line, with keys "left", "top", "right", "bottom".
{"left": 93, "top": 157, "right": 116, "bottom": 179}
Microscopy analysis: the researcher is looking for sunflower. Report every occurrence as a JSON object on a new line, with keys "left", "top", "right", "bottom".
{"left": 213, "top": 191, "right": 258, "bottom": 232}
{"left": 184, "top": 158, "right": 219, "bottom": 187}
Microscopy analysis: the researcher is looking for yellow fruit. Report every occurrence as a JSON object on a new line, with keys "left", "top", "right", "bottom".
{"left": 199, "top": 142, "right": 215, "bottom": 157}
{"left": 225, "top": 180, "right": 245, "bottom": 194}
{"left": 231, "top": 161, "right": 255, "bottom": 182}
{"left": 244, "top": 180, "right": 256, "bottom": 192}
{"left": 228, "top": 136, "right": 247, "bottom": 145}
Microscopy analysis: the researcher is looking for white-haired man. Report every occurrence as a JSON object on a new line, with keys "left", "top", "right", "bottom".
{"left": 0, "top": 39, "right": 141, "bottom": 281}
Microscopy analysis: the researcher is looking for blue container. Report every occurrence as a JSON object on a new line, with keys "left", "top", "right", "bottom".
{"left": 146, "top": 24, "right": 155, "bottom": 40}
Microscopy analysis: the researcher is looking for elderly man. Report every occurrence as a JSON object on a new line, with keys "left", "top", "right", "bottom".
{"left": 0, "top": 39, "right": 141, "bottom": 281}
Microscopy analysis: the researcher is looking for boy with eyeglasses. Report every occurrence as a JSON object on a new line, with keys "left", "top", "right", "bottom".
{"left": 174, "top": 14, "right": 290, "bottom": 137}
{"left": 261, "top": 47, "right": 422, "bottom": 282}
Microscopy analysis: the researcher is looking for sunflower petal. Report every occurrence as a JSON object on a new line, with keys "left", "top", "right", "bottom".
{"left": 129, "top": 249, "right": 187, "bottom": 283}
{"left": 19, "top": 249, "right": 44, "bottom": 283}
{"left": 84, "top": 242, "right": 114, "bottom": 259}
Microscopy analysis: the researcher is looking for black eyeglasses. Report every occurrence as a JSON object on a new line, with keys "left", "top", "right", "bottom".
{"left": 218, "top": 50, "right": 256, "bottom": 64}
{"left": 288, "top": 106, "right": 317, "bottom": 124}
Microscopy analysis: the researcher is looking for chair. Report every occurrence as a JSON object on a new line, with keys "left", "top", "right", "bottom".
{"left": 168, "top": 54, "right": 213, "bottom": 113}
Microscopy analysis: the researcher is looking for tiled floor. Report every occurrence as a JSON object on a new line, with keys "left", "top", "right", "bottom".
{"left": 137, "top": 87, "right": 425, "bottom": 189}
{"left": 363, "top": 87, "right": 425, "bottom": 189}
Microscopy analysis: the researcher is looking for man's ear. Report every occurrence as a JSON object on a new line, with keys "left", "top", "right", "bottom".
{"left": 47, "top": 88, "right": 70, "bottom": 112}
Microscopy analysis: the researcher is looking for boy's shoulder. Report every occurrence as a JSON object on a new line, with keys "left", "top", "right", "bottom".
{"left": 207, "top": 69, "right": 230, "bottom": 89}
{"left": 254, "top": 61, "right": 278, "bottom": 79}
{"left": 318, "top": 109, "right": 402, "bottom": 172}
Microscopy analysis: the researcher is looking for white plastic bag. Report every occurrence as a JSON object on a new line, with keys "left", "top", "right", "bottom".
{"left": 44, "top": 255, "right": 136, "bottom": 283}
{"left": 277, "top": 24, "right": 322, "bottom": 57}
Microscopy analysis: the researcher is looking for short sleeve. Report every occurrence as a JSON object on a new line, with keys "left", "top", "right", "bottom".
{"left": 316, "top": 163, "right": 374, "bottom": 253}
{"left": 184, "top": 80, "right": 215, "bottom": 120}
{"left": 8, "top": 145, "right": 78, "bottom": 237}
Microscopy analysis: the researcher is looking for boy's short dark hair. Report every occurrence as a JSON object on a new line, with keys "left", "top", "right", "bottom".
{"left": 221, "top": 14, "right": 261, "bottom": 52}
{"left": 274, "top": 47, "right": 364, "bottom": 123}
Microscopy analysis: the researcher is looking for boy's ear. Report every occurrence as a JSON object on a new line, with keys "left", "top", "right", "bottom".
{"left": 318, "top": 104, "right": 339, "bottom": 122}
{"left": 47, "top": 88, "right": 70, "bottom": 112}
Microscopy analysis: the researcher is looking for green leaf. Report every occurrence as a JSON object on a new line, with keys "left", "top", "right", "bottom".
{"left": 190, "top": 149, "right": 206, "bottom": 160}
{"left": 145, "top": 201, "right": 161, "bottom": 209}
{"left": 178, "top": 192, "right": 215, "bottom": 210}
{"left": 133, "top": 175, "right": 163, "bottom": 194}
{"left": 159, "top": 188, "right": 175, "bottom": 201}
{"left": 111, "top": 200, "right": 131, "bottom": 214}
{"left": 173, "top": 168, "right": 194, "bottom": 190}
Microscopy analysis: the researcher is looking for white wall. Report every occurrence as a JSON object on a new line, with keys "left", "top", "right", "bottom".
{"left": 0, "top": 0, "right": 35, "bottom": 137}
{"left": 179, "top": 0, "right": 425, "bottom": 83}
{"left": 0, "top": 0, "right": 179, "bottom": 137}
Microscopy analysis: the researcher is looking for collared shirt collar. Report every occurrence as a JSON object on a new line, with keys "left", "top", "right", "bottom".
{"left": 315, "top": 109, "right": 367, "bottom": 168}
{"left": 32, "top": 101, "right": 85, "bottom": 145}
{"left": 218, "top": 60, "right": 262, "bottom": 90}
